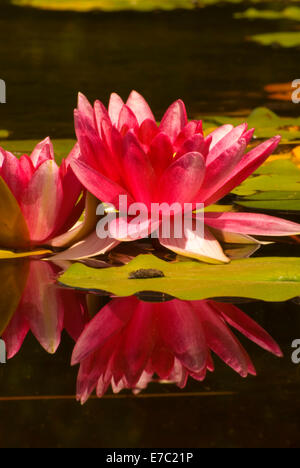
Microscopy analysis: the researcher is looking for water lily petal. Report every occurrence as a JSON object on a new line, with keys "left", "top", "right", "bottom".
{"left": 138, "top": 118, "right": 159, "bottom": 146}
{"left": 160, "top": 99, "right": 188, "bottom": 142}
{"left": 174, "top": 120, "right": 203, "bottom": 150}
{"left": 159, "top": 224, "right": 230, "bottom": 264}
{"left": 206, "top": 123, "right": 248, "bottom": 165}
{"left": 94, "top": 99, "right": 110, "bottom": 134}
{"left": 117, "top": 105, "right": 138, "bottom": 134}
{"left": 198, "top": 138, "right": 247, "bottom": 204}
{"left": 50, "top": 192, "right": 98, "bottom": 249}
{"left": 0, "top": 179, "right": 30, "bottom": 249}
{"left": 204, "top": 136, "right": 281, "bottom": 206}
{"left": 175, "top": 134, "right": 205, "bottom": 160}
{"left": 126, "top": 90, "right": 155, "bottom": 124}
{"left": 123, "top": 132, "right": 156, "bottom": 206}
{"left": 208, "top": 124, "right": 234, "bottom": 151}
{"left": 108, "top": 216, "right": 160, "bottom": 241}
{"left": 204, "top": 212, "right": 300, "bottom": 236}
{"left": 77, "top": 92, "right": 94, "bottom": 124}
{"left": 30, "top": 137, "right": 54, "bottom": 167}
{"left": 148, "top": 132, "right": 174, "bottom": 177}
{"left": 108, "top": 92, "right": 125, "bottom": 126}
{"left": 1, "top": 152, "right": 26, "bottom": 202}
{"left": 51, "top": 231, "right": 119, "bottom": 261}
{"left": 20, "top": 160, "right": 63, "bottom": 243}
{"left": 159, "top": 152, "right": 206, "bottom": 205}
{"left": 71, "top": 158, "right": 134, "bottom": 207}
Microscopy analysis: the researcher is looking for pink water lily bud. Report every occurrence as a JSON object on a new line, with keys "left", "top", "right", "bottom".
{"left": 71, "top": 296, "right": 282, "bottom": 404}
{"left": 0, "top": 138, "right": 84, "bottom": 250}
{"left": 67, "top": 90, "right": 300, "bottom": 263}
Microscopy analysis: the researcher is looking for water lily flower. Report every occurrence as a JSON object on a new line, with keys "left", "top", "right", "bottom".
{"left": 2, "top": 260, "right": 89, "bottom": 357}
{"left": 0, "top": 138, "right": 86, "bottom": 251}
{"left": 72, "top": 296, "right": 282, "bottom": 403}
{"left": 64, "top": 91, "right": 300, "bottom": 263}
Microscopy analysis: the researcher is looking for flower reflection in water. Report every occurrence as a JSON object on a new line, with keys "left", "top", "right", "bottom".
{"left": 72, "top": 295, "right": 282, "bottom": 404}
{"left": 0, "top": 260, "right": 283, "bottom": 404}
{"left": 2, "top": 260, "right": 89, "bottom": 358}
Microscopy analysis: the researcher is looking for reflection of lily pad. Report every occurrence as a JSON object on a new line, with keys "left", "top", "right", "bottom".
{"left": 11, "top": 0, "right": 300, "bottom": 9}
{"left": 250, "top": 32, "right": 300, "bottom": 48}
{"left": 204, "top": 108, "right": 300, "bottom": 141}
{"left": 0, "top": 249, "right": 52, "bottom": 259}
{"left": 0, "top": 139, "right": 76, "bottom": 165}
{"left": 11, "top": 0, "right": 197, "bottom": 11}
{"left": 0, "top": 130, "right": 10, "bottom": 139}
{"left": 236, "top": 7, "right": 300, "bottom": 21}
{"left": 233, "top": 160, "right": 300, "bottom": 211}
{"left": 0, "top": 260, "right": 29, "bottom": 335}
{"left": 60, "top": 254, "right": 300, "bottom": 302}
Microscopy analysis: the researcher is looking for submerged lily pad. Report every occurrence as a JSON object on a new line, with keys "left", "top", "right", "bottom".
{"left": 236, "top": 7, "right": 300, "bottom": 21}
{"left": 250, "top": 32, "right": 300, "bottom": 48}
{"left": 233, "top": 160, "right": 300, "bottom": 211}
{"left": 59, "top": 254, "right": 300, "bottom": 302}
{"left": 204, "top": 108, "right": 300, "bottom": 141}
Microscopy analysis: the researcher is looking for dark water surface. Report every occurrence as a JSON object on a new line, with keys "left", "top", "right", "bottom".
{"left": 0, "top": 1, "right": 300, "bottom": 449}
{"left": 0, "top": 3, "right": 300, "bottom": 139}
{"left": 0, "top": 254, "right": 299, "bottom": 448}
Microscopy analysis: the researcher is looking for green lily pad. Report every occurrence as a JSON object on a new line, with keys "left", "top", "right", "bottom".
{"left": 250, "top": 32, "right": 300, "bottom": 48}
{"left": 59, "top": 254, "right": 300, "bottom": 302}
{"left": 233, "top": 175, "right": 300, "bottom": 197}
{"left": 232, "top": 160, "right": 300, "bottom": 211}
{"left": 236, "top": 7, "right": 300, "bottom": 21}
{"left": 236, "top": 197, "right": 300, "bottom": 211}
{"left": 204, "top": 204, "right": 234, "bottom": 213}
{"left": 255, "top": 160, "right": 300, "bottom": 176}
{"left": 0, "top": 139, "right": 76, "bottom": 165}
{"left": 204, "top": 108, "right": 300, "bottom": 141}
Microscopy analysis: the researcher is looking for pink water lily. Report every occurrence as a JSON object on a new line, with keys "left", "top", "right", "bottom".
{"left": 72, "top": 296, "right": 282, "bottom": 403}
{"left": 0, "top": 138, "right": 84, "bottom": 251}
{"left": 2, "top": 260, "right": 89, "bottom": 357}
{"left": 64, "top": 90, "right": 300, "bottom": 263}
